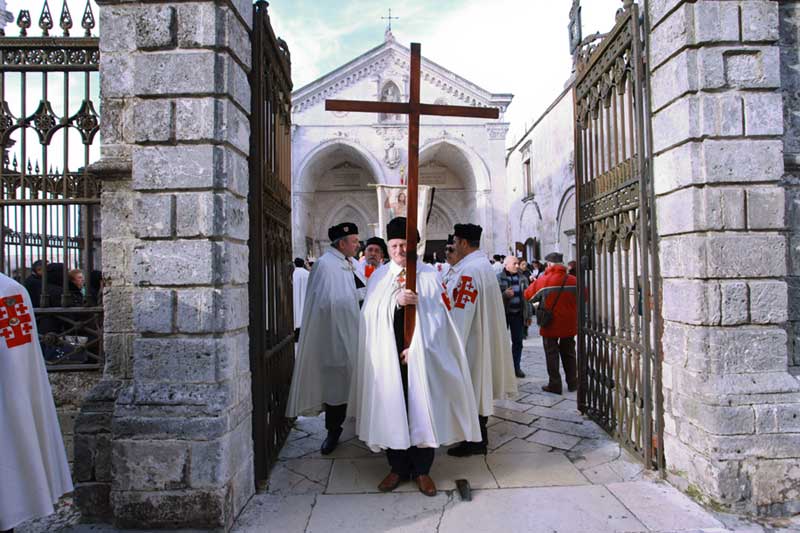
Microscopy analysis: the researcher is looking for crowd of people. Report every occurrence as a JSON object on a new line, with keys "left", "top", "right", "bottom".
{"left": 290, "top": 219, "right": 578, "bottom": 496}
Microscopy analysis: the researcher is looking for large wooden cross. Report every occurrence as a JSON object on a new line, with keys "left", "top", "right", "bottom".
{"left": 326, "top": 43, "right": 499, "bottom": 346}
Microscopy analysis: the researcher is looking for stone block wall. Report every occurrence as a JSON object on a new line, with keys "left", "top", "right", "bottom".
{"left": 649, "top": 0, "right": 800, "bottom": 516}
{"left": 74, "top": 0, "right": 255, "bottom": 529}
{"left": 49, "top": 372, "right": 103, "bottom": 473}
{"left": 780, "top": 1, "right": 800, "bottom": 368}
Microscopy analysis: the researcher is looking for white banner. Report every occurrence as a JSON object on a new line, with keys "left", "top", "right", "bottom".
{"left": 374, "top": 184, "right": 434, "bottom": 256}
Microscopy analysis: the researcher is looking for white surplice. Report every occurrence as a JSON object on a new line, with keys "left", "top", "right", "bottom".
{"left": 292, "top": 266, "right": 310, "bottom": 329}
{"left": 0, "top": 274, "right": 73, "bottom": 530}
{"left": 287, "top": 247, "right": 361, "bottom": 416}
{"left": 350, "top": 261, "right": 481, "bottom": 452}
{"left": 445, "top": 250, "right": 517, "bottom": 416}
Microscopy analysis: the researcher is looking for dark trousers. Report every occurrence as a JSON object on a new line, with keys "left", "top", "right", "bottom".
{"left": 324, "top": 403, "right": 347, "bottom": 432}
{"left": 542, "top": 336, "right": 577, "bottom": 392}
{"left": 506, "top": 312, "right": 525, "bottom": 372}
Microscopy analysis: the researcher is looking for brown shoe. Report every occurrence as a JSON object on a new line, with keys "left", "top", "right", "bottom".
{"left": 541, "top": 384, "right": 563, "bottom": 395}
{"left": 415, "top": 474, "right": 437, "bottom": 497}
{"left": 378, "top": 472, "right": 403, "bottom": 492}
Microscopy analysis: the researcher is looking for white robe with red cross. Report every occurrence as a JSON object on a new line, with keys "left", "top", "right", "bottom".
{"left": 0, "top": 273, "right": 73, "bottom": 530}
{"left": 444, "top": 250, "right": 518, "bottom": 416}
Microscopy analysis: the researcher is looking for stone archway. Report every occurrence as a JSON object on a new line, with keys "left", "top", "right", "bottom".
{"left": 555, "top": 186, "right": 576, "bottom": 260}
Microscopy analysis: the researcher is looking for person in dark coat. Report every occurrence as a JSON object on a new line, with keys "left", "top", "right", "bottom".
{"left": 497, "top": 256, "right": 532, "bottom": 378}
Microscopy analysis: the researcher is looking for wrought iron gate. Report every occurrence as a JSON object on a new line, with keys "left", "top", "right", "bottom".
{"left": 0, "top": 0, "right": 102, "bottom": 371}
{"left": 573, "top": 2, "right": 663, "bottom": 469}
{"left": 249, "top": 1, "right": 294, "bottom": 487}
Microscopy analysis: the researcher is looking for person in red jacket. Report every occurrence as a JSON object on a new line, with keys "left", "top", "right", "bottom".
{"left": 523, "top": 252, "right": 578, "bottom": 394}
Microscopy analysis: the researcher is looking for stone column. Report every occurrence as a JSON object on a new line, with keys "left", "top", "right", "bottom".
{"left": 649, "top": 0, "right": 800, "bottom": 516}
{"left": 74, "top": 0, "right": 254, "bottom": 529}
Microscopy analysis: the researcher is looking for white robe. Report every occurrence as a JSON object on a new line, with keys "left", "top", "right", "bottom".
{"left": 445, "top": 250, "right": 517, "bottom": 416}
{"left": 292, "top": 266, "right": 310, "bottom": 329}
{"left": 351, "top": 261, "right": 481, "bottom": 452}
{"left": 0, "top": 274, "right": 73, "bottom": 530}
{"left": 287, "top": 248, "right": 361, "bottom": 416}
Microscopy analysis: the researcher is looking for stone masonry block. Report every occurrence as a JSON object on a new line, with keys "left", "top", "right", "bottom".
{"left": 674, "top": 394, "right": 756, "bottom": 435}
{"left": 723, "top": 47, "right": 781, "bottom": 89}
{"left": 749, "top": 280, "right": 789, "bottom": 324}
{"left": 132, "top": 337, "right": 220, "bottom": 383}
{"left": 134, "top": 50, "right": 218, "bottom": 97}
{"left": 101, "top": 188, "right": 134, "bottom": 240}
{"left": 176, "top": 287, "right": 249, "bottom": 334}
{"left": 653, "top": 94, "right": 743, "bottom": 153}
{"left": 746, "top": 459, "right": 800, "bottom": 514}
{"left": 135, "top": 5, "right": 176, "bottom": 49}
{"left": 132, "top": 289, "right": 173, "bottom": 333}
{"left": 99, "top": 6, "right": 136, "bottom": 54}
{"left": 662, "top": 279, "right": 721, "bottom": 325}
{"left": 224, "top": 7, "right": 252, "bottom": 72}
{"left": 791, "top": 236, "right": 800, "bottom": 277}
{"left": 133, "top": 99, "right": 172, "bottom": 143}
{"left": 216, "top": 241, "right": 248, "bottom": 285}
{"left": 789, "top": 277, "right": 800, "bottom": 321}
{"left": 111, "top": 488, "right": 229, "bottom": 529}
{"left": 649, "top": 0, "right": 685, "bottom": 30}
{"left": 215, "top": 331, "right": 248, "bottom": 383}
{"left": 657, "top": 186, "right": 745, "bottom": 235}
{"left": 132, "top": 145, "right": 215, "bottom": 191}
{"left": 747, "top": 187, "right": 785, "bottom": 230}
{"left": 175, "top": 98, "right": 250, "bottom": 155}
{"left": 130, "top": 381, "right": 235, "bottom": 412}
{"left": 134, "top": 194, "right": 173, "bottom": 238}
{"left": 112, "top": 440, "right": 189, "bottom": 491}
{"left": 100, "top": 52, "right": 134, "bottom": 100}
{"left": 721, "top": 281, "right": 749, "bottom": 325}
{"left": 693, "top": 2, "right": 741, "bottom": 44}
{"left": 754, "top": 403, "right": 800, "bottom": 433}
{"left": 651, "top": 3, "right": 690, "bottom": 69}
{"left": 99, "top": 98, "right": 133, "bottom": 149}
{"left": 132, "top": 240, "right": 215, "bottom": 286}
{"left": 176, "top": 2, "right": 217, "bottom": 49}
{"left": 683, "top": 325, "right": 788, "bottom": 374}
{"left": 701, "top": 93, "right": 744, "bottom": 136}
{"left": 188, "top": 419, "right": 252, "bottom": 491}
{"left": 175, "top": 192, "right": 216, "bottom": 238}
{"left": 100, "top": 239, "right": 134, "bottom": 283}
{"left": 102, "top": 333, "right": 134, "bottom": 380}
{"left": 218, "top": 146, "right": 249, "bottom": 198}
{"left": 703, "top": 139, "right": 784, "bottom": 183}
{"left": 660, "top": 233, "right": 786, "bottom": 279}
{"left": 651, "top": 48, "right": 696, "bottom": 112}
{"left": 743, "top": 92, "right": 784, "bottom": 136}
{"left": 104, "top": 286, "right": 134, "bottom": 333}
{"left": 741, "top": 1, "right": 780, "bottom": 42}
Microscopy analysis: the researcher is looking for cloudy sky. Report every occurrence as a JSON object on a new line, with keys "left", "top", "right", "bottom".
{"left": 268, "top": 0, "right": 624, "bottom": 146}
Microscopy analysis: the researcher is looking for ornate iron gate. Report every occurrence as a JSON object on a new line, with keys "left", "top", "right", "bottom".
{"left": 249, "top": 1, "right": 294, "bottom": 487}
{"left": 0, "top": 0, "right": 102, "bottom": 371}
{"left": 573, "top": 2, "right": 664, "bottom": 469}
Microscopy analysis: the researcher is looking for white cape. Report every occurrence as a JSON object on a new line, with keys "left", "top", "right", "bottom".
{"left": 0, "top": 274, "right": 73, "bottom": 530}
{"left": 292, "top": 266, "right": 310, "bottom": 329}
{"left": 287, "top": 248, "right": 361, "bottom": 416}
{"left": 351, "top": 261, "right": 481, "bottom": 452}
{"left": 445, "top": 250, "right": 517, "bottom": 415}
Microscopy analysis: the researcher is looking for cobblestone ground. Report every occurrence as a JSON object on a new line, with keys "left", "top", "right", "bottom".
{"left": 20, "top": 334, "right": 799, "bottom": 532}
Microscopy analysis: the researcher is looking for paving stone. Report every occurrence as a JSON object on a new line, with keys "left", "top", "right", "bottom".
{"left": 307, "top": 493, "right": 448, "bottom": 533}
{"left": 488, "top": 420, "right": 536, "bottom": 450}
{"left": 487, "top": 452, "right": 588, "bottom": 488}
{"left": 533, "top": 417, "right": 607, "bottom": 439}
{"left": 232, "top": 493, "right": 316, "bottom": 533}
{"left": 519, "top": 392, "right": 564, "bottom": 407}
{"left": 567, "top": 440, "right": 622, "bottom": 469}
{"left": 493, "top": 437, "right": 553, "bottom": 454}
{"left": 493, "top": 399, "right": 534, "bottom": 412}
{"left": 326, "top": 457, "right": 406, "bottom": 494}
{"left": 279, "top": 435, "right": 325, "bottom": 459}
{"left": 553, "top": 399, "right": 579, "bottom": 411}
{"left": 491, "top": 406, "right": 537, "bottom": 425}
{"left": 294, "top": 414, "right": 326, "bottom": 435}
{"left": 429, "top": 455, "right": 498, "bottom": 490}
{"left": 305, "top": 441, "right": 378, "bottom": 460}
{"left": 526, "top": 405, "right": 587, "bottom": 424}
{"left": 526, "top": 429, "right": 581, "bottom": 451}
{"left": 607, "top": 481, "right": 725, "bottom": 531}
{"left": 267, "top": 459, "right": 330, "bottom": 495}
{"left": 439, "top": 486, "right": 645, "bottom": 533}
{"left": 580, "top": 463, "right": 626, "bottom": 485}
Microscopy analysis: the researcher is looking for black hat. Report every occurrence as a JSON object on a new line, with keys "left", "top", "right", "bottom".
{"left": 293, "top": 258, "right": 306, "bottom": 268}
{"left": 364, "top": 236, "right": 388, "bottom": 258}
{"left": 544, "top": 252, "right": 564, "bottom": 263}
{"left": 446, "top": 234, "right": 454, "bottom": 245}
{"left": 328, "top": 222, "right": 359, "bottom": 241}
{"left": 453, "top": 223, "right": 482, "bottom": 243}
{"left": 386, "top": 217, "right": 420, "bottom": 241}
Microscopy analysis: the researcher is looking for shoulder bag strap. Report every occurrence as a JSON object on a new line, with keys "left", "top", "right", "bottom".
{"left": 546, "top": 274, "right": 569, "bottom": 313}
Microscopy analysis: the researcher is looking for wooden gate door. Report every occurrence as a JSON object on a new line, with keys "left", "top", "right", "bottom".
{"left": 249, "top": 0, "right": 294, "bottom": 488}
{"left": 573, "top": 1, "right": 664, "bottom": 469}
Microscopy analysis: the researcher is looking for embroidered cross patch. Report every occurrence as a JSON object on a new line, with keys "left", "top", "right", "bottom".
{"left": 441, "top": 282, "right": 452, "bottom": 311}
{"left": 454, "top": 276, "right": 478, "bottom": 309}
{"left": 0, "top": 294, "right": 33, "bottom": 348}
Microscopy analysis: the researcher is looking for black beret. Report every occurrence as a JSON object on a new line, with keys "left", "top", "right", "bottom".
{"left": 364, "top": 236, "right": 388, "bottom": 257}
{"left": 386, "top": 217, "right": 420, "bottom": 241}
{"left": 544, "top": 252, "right": 564, "bottom": 263}
{"left": 328, "top": 222, "right": 359, "bottom": 241}
{"left": 453, "top": 223, "right": 482, "bottom": 242}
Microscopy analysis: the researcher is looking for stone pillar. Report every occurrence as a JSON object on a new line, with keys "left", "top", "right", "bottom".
{"left": 74, "top": 1, "right": 254, "bottom": 529}
{"left": 780, "top": 2, "right": 800, "bottom": 368}
{"left": 649, "top": 0, "right": 800, "bottom": 516}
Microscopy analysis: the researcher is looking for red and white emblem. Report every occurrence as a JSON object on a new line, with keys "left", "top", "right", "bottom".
{"left": 441, "top": 282, "right": 452, "bottom": 310}
{"left": 0, "top": 294, "right": 33, "bottom": 348}
{"left": 453, "top": 275, "right": 479, "bottom": 309}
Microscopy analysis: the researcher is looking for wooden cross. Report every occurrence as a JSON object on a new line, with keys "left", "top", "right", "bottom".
{"left": 325, "top": 43, "right": 499, "bottom": 347}
{"left": 381, "top": 8, "right": 399, "bottom": 31}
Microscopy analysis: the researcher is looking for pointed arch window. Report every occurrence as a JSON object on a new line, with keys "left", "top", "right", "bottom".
{"left": 379, "top": 81, "right": 402, "bottom": 122}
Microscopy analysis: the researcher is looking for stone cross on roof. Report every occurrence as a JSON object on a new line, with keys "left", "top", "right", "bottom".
{"left": 382, "top": 8, "right": 398, "bottom": 41}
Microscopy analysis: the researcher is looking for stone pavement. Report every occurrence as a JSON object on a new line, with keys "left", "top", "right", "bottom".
{"left": 20, "top": 334, "right": 798, "bottom": 532}
{"left": 231, "top": 334, "right": 796, "bottom": 533}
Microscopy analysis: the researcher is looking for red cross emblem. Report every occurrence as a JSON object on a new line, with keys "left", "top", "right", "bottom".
{"left": 441, "top": 282, "right": 452, "bottom": 311}
{"left": 0, "top": 294, "right": 33, "bottom": 348}
{"left": 454, "top": 276, "right": 478, "bottom": 309}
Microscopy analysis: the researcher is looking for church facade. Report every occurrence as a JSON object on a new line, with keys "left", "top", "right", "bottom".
{"left": 291, "top": 30, "right": 512, "bottom": 259}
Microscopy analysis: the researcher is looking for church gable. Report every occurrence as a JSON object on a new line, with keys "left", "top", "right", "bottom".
{"left": 292, "top": 40, "right": 512, "bottom": 116}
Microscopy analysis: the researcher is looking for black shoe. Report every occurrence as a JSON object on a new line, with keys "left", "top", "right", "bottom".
{"left": 541, "top": 384, "right": 563, "bottom": 395}
{"left": 447, "top": 442, "right": 487, "bottom": 457}
{"left": 321, "top": 428, "right": 343, "bottom": 455}
{"left": 567, "top": 384, "right": 578, "bottom": 392}
{"left": 515, "top": 369, "right": 526, "bottom": 378}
